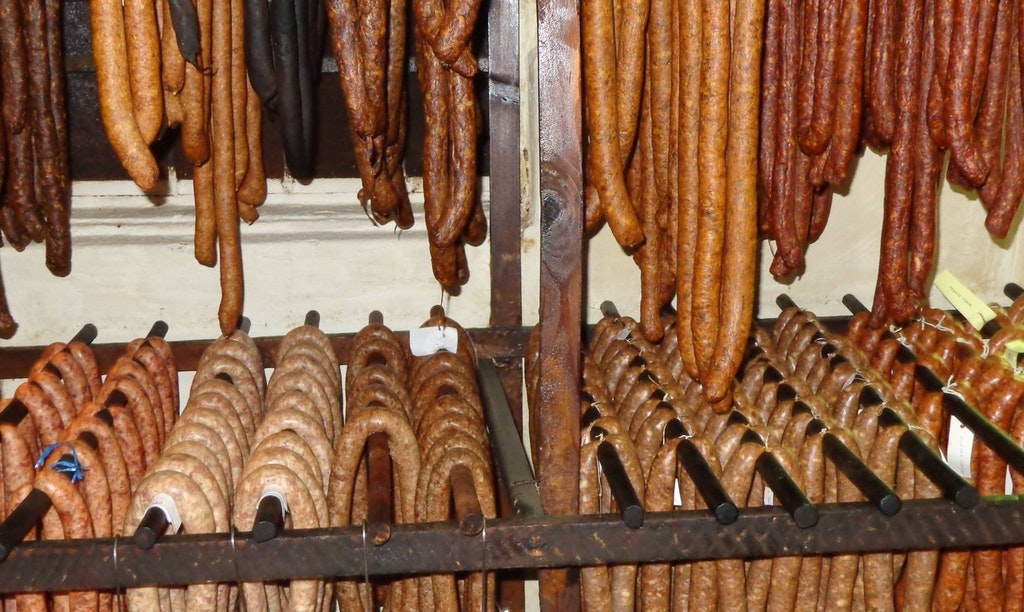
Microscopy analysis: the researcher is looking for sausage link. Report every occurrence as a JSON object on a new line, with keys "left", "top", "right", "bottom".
{"left": 90, "top": 0, "right": 160, "bottom": 189}
{"left": 675, "top": 0, "right": 703, "bottom": 380}
{"left": 237, "top": 77, "right": 268, "bottom": 206}
{"left": 161, "top": 0, "right": 187, "bottom": 94}
{"left": 766, "top": 448, "right": 804, "bottom": 612}
{"left": 35, "top": 469, "right": 97, "bottom": 611}
{"left": 703, "top": 0, "right": 762, "bottom": 404}
{"left": 0, "top": 420, "right": 38, "bottom": 513}
{"left": 865, "top": 0, "right": 896, "bottom": 144}
{"left": 794, "top": 434, "right": 825, "bottom": 610}
{"left": 578, "top": 441, "right": 612, "bottom": 612}
{"left": 691, "top": 0, "right": 730, "bottom": 388}
{"left": 180, "top": 26, "right": 211, "bottom": 165}
{"left": 125, "top": 0, "right": 165, "bottom": 144}
{"left": 581, "top": 0, "right": 643, "bottom": 248}
{"left": 926, "top": 0, "right": 952, "bottom": 147}
{"left": 974, "top": 0, "right": 1014, "bottom": 212}
{"left": 985, "top": 26, "right": 1024, "bottom": 238}
{"left": 944, "top": 0, "right": 990, "bottom": 186}
{"left": 235, "top": 463, "right": 322, "bottom": 611}
{"left": 328, "top": 409, "right": 419, "bottom": 611}
{"left": 794, "top": 0, "right": 820, "bottom": 151}
{"left": 125, "top": 470, "right": 218, "bottom": 611}
{"left": 0, "top": 0, "right": 28, "bottom": 133}
{"left": 799, "top": 0, "right": 840, "bottom": 155}
{"left": 907, "top": 0, "right": 939, "bottom": 301}
{"left": 863, "top": 422, "right": 902, "bottom": 610}
{"left": 641, "top": 438, "right": 682, "bottom": 610}
{"left": 821, "top": 0, "right": 868, "bottom": 186}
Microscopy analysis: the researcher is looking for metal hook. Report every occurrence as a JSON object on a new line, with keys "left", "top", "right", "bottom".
{"left": 112, "top": 535, "right": 124, "bottom": 612}
{"left": 361, "top": 521, "right": 371, "bottom": 612}
{"left": 480, "top": 516, "right": 489, "bottom": 612}
{"left": 228, "top": 527, "right": 242, "bottom": 596}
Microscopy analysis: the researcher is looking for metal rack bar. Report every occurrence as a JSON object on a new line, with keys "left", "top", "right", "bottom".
{"left": 0, "top": 326, "right": 534, "bottom": 379}
{"left": 479, "top": 359, "right": 543, "bottom": 519}
{"left": 3, "top": 498, "right": 1024, "bottom": 593}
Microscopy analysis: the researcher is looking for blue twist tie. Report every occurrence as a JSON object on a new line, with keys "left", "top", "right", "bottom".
{"left": 34, "top": 442, "right": 88, "bottom": 484}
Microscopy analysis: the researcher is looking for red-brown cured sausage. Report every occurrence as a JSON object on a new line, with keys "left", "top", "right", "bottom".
{"left": 328, "top": 408, "right": 419, "bottom": 611}
{"left": 35, "top": 468, "right": 97, "bottom": 610}
{"left": 100, "top": 374, "right": 161, "bottom": 466}
{"left": 944, "top": 0, "right": 990, "bottom": 186}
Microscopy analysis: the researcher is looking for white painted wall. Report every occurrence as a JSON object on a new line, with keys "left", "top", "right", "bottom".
{"left": 0, "top": 175, "right": 494, "bottom": 347}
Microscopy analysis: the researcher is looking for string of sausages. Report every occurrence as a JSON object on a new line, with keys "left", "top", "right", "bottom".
{"left": 846, "top": 300, "right": 1024, "bottom": 610}
{"left": 0, "top": 332, "right": 177, "bottom": 611}
{"left": 0, "top": 312, "right": 496, "bottom": 609}
{"left": 409, "top": 313, "right": 496, "bottom": 610}
{"left": 323, "top": 0, "right": 486, "bottom": 290}
{"left": 91, "top": 0, "right": 268, "bottom": 337}
{"left": 580, "top": 0, "right": 765, "bottom": 408}
{"left": 0, "top": 0, "right": 72, "bottom": 337}
{"left": 761, "top": 0, "right": 1024, "bottom": 328}
{"left": 544, "top": 303, "right": 1024, "bottom": 610}
{"left": 235, "top": 324, "right": 337, "bottom": 611}
{"left": 327, "top": 311, "right": 496, "bottom": 610}
{"left": 329, "top": 316, "right": 417, "bottom": 610}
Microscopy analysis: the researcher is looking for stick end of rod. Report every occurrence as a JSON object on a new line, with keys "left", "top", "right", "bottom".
{"left": 367, "top": 521, "right": 393, "bottom": 546}
{"left": 879, "top": 494, "right": 902, "bottom": 517}
{"left": 714, "top": 502, "right": 739, "bottom": 525}
{"left": 304, "top": 311, "right": 321, "bottom": 328}
{"left": 73, "top": 323, "right": 99, "bottom": 346}
{"left": 954, "top": 486, "right": 980, "bottom": 509}
{"left": 251, "top": 520, "right": 279, "bottom": 543}
{"left": 622, "top": 505, "right": 644, "bottom": 529}
{"left": 793, "top": 505, "right": 819, "bottom": 529}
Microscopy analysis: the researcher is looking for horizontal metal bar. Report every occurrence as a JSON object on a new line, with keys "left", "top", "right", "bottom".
{"left": 3, "top": 497, "right": 1024, "bottom": 593}
{"left": 0, "top": 326, "right": 532, "bottom": 379}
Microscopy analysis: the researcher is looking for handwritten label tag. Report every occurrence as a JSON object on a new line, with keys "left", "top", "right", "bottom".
{"left": 409, "top": 326, "right": 459, "bottom": 357}
{"left": 934, "top": 270, "right": 997, "bottom": 331}
{"left": 946, "top": 414, "right": 974, "bottom": 479}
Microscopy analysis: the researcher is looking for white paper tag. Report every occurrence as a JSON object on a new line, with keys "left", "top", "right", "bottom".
{"left": 672, "top": 477, "right": 682, "bottom": 507}
{"left": 763, "top": 486, "right": 774, "bottom": 507}
{"left": 1007, "top": 467, "right": 1015, "bottom": 495}
{"left": 260, "top": 485, "right": 290, "bottom": 514}
{"left": 149, "top": 494, "right": 183, "bottom": 534}
{"left": 946, "top": 415, "right": 974, "bottom": 479}
{"left": 408, "top": 326, "right": 459, "bottom": 357}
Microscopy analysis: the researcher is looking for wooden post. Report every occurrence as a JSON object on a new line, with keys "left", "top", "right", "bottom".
{"left": 535, "top": 0, "right": 584, "bottom": 603}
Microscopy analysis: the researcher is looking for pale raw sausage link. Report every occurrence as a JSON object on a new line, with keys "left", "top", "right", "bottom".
{"left": 125, "top": 470, "right": 217, "bottom": 611}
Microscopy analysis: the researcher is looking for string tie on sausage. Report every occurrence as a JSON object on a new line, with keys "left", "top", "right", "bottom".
{"left": 35, "top": 442, "right": 87, "bottom": 483}
{"left": 943, "top": 377, "right": 966, "bottom": 400}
